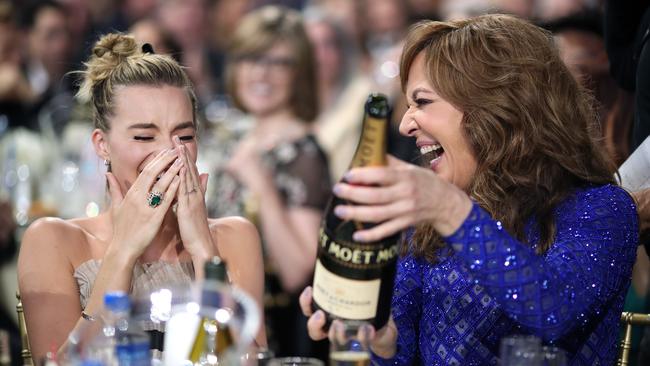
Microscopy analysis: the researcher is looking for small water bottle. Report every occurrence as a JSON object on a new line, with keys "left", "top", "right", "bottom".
{"left": 104, "top": 292, "right": 151, "bottom": 366}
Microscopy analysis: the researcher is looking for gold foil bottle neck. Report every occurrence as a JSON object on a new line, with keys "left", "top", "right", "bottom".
{"left": 349, "top": 94, "right": 390, "bottom": 169}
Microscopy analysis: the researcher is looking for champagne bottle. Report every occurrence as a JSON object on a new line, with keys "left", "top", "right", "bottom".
{"left": 312, "top": 93, "right": 399, "bottom": 330}
{"left": 188, "top": 257, "right": 235, "bottom": 364}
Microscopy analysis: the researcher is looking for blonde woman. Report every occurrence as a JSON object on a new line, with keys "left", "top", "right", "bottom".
{"left": 18, "top": 34, "right": 267, "bottom": 360}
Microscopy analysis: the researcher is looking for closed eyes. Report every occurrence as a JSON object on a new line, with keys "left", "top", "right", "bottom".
{"left": 414, "top": 98, "right": 433, "bottom": 107}
{"left": 133, "top": 135, "right": 195, "bottom": 141}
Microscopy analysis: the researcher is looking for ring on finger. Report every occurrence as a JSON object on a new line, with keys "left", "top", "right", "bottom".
{"left": 147, "top": 191, "right": 163, "bottom": 208}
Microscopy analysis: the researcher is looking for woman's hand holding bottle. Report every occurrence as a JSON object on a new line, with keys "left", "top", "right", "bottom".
{"left": 332, "top": 156, "right": 473, "bottom": 242}
{"left": 105, "top": 148, "right": 182, "bottom": 261}
{"left": 299, "top": 286, "right": 398, "bottom": 359}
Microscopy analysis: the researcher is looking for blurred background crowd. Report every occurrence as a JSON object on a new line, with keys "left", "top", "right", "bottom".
{"left": 0, "top": 0, "right": 649, "bottom": 364}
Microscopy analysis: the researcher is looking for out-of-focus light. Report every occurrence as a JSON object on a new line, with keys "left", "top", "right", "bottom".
{"left": 380, "top": 61, "right": 399, "bottom": 79}
{"left": 17, "top": 165, "right": 30, "bottom": 181}
{"left": 186, "top": 301, "right": 200, "bottom": 315}
{"left": 215, "top": 308, "right": 232, "bottom": 324}
{"left": 150, "top": 288, "right": 173, "bottom": 322}
{"left": 85, "top": 201, "right": 100, "bottom": 217}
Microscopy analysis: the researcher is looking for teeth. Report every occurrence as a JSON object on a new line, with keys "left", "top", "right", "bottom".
{"left": 420, "top": 144, "right": 442, "bottom": 155}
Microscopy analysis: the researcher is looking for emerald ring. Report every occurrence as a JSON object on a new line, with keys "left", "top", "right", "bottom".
{"left": 147, "top": 191, "right": 163, "bottom": 208}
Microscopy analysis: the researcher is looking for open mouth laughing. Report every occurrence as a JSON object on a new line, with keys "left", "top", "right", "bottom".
{"left": 419, "top": 143, "right": 444, "bottom": 170}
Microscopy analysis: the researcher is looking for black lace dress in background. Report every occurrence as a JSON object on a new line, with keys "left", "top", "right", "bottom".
{"left": 208, "top": 133, "right": 332, "bottom": 358}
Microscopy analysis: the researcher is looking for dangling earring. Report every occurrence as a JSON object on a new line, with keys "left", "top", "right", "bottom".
{"left": 104, "top": 159, "right": 111, "bottom": 172}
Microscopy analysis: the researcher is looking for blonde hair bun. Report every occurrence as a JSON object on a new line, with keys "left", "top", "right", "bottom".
{"left": 93, "top": 33, "right": 138, "bottom": 59}
{"left": 77, "top": 33, "right": 140, "bottom": 102}
{"left": 74, "top": 31, "right": 195, "bottom": 132}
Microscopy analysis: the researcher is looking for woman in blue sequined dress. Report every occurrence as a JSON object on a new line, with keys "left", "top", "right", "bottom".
{"left": 300, "top": 14, "right": 640, "bottom": 365}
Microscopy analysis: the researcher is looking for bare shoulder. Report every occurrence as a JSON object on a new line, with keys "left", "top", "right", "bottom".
{"left": 207, "top": 216, "right": 262, "bottom": 261}
{"left": 18, "top": 217, "right": 90, "bottom": 290}
{"left": 18, "top": 217, "right": 92, "bottom": 271}
{"left": 21, "top": 217, "right": 86, "bottom": 249}
{"left": 208, "top": 216, "right": 260, "bottom": 247}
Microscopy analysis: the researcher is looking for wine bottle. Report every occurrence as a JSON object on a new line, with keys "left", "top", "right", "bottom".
{"left": 188, "top": 257, "right": 235, "bottom": 364}
{"left": 312, "top": 93, "right": 399, "bottom": 330}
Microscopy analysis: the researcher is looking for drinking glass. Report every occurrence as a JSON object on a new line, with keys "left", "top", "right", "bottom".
{"left": 329, "top": 320, "right": 372, "bottom": 366}
{"left": 135, "top": 282, "right": 260, "bottom": 366}
{"left": 267, "top": 357, "right": 324, "bottom": 366}
{"left": 240, "top": 347, "right": 275, "bottom": 365}
{"left": 541, "top": 346, "right": 568, "bottom": 366}
{"left": 499, "top": 335, "right": 542, "bottom": 366}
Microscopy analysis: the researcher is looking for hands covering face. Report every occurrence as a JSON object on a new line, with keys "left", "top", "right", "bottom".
{"left": 106, "top": 136, "right": 213, "bottom": 261}
{"left": 172, "top": 135, "right": 214, "bottom": 260}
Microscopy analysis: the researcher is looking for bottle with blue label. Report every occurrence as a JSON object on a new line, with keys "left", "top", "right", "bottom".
{"left": 104, "top": 292, "right": 150, "bottom": 366}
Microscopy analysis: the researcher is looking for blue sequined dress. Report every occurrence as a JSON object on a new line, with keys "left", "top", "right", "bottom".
{"left": 372, "top": 185, "right": 638, "bottom": 365}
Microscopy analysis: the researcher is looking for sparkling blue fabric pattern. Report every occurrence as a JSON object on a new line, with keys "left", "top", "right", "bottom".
{"left": 372, "top": 185, "right": 638, "bottom": 365}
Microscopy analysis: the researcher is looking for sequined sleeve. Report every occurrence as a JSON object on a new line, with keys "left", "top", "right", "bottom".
{"left": 371, "top": 254, "right": 423, "bottom": 366}
{"left": 444, "top": 185, "right": 638, "bottom": 342}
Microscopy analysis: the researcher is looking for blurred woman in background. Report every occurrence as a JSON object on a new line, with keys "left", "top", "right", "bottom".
{"left": 303, "top": 6, "right": 373, "bottom": 181}
{"left": 218, "top": 5, "right": 331, "bottom": 358}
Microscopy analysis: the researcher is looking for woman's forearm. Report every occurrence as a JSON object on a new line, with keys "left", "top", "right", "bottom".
{"left": 54, "top": 247, "right": 138, "bottom": 359}
{"left": 81, "top": 246, "right": 138, "bottom": 316}
{"left": 256, "top": 187, "right": 318, "bottom": 292}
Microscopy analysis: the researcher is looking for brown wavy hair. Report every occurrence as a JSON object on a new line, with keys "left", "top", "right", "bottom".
{"left": 225, "top": 5, "right": 318, "bottom": 122}
{"left": 400, "top": 14, "right": 618, "bottom": 262}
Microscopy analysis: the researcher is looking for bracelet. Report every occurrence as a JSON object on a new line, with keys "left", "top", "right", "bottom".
{"left": 81, "top": 311, "right": 96, "bottom": 322}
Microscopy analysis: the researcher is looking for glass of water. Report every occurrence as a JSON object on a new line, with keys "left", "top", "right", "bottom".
{"left": 241, "top": 347, "right": 275, "bottom": 365}
{"left": 329, "top": 320, "right": 372, "bottom": 366}
{"left": 541, "top": 346, "right": 567, "bottom": 366}
{"left": 267, "top": 357, "right": 324, "bottom": 366}
{"left": 499, "top": 335, "right": 542, "bottom": 366}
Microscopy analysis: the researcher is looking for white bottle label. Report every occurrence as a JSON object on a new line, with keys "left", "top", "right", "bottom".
{"left": 312, "top": 261, "right": 380, "bottom": 319}
{"left": 162, "top": 312, "right": 201, "bottom": 366}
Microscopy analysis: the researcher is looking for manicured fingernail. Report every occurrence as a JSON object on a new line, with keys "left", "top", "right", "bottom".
{"left": 334, "top": 206, "right": 346, "bottom": 217}
{"left": 314, "top": 311, "right": 322, "bottom": 320}
{"left": 173, "top": 135, "right": 181, "bottom": 144}
{"left": 173, "top": 158, "right": 182, "bottom": 166}
{"left": 332, "top": 184, "right": 342, "bottom": 195}
{"left": 353, "top": 232, "right": 364, "bottom": 241}
{"left": 343, "top": 171, "right": 353, "bottom": 181}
